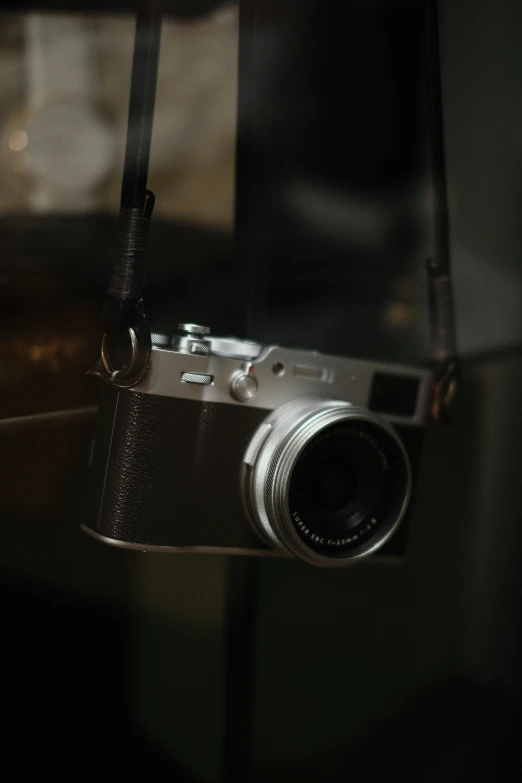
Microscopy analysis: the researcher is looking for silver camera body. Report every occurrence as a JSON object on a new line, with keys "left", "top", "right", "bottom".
{"left": 83, "top": 324, "right": 432, "bottom": 567}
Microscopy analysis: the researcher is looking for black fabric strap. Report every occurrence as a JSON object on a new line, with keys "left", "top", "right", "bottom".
{"left": 105, "top": 0, "right": 162, "bottom": 328}
{"left": 425, "top": 0, "right": 459, "bottom": 422}
{"left": 108, "top": 193, "right": 155, "bottom": 301}
{"left": 426, "top": 0, "right": 451, "bottom": 279}
{"left": 425, "top": 0, "right": 457, "bottom": 363}
{"left": 95, "top": 1, "right": 162, "bottom": 387}
{"left": 120, "top": 2, "right": 163, "bottom": 211}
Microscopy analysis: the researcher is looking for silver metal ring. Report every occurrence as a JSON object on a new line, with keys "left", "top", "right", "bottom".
{"left": 242, "top": 397, "right": 412, "bottom": 567}
{"left": 101, "top": 327, "right": 139, "bottom": 378}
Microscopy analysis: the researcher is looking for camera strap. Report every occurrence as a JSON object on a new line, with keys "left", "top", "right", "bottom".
{"left": 90, "top": 0, "right": 162, "bottom": 388}
{"left": 425, "top": 0, "right": 459, "bottom": 423}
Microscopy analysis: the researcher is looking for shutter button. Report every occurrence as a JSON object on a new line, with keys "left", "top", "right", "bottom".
{"left": 230, "top": 366, "right": 258, "bottom": 402}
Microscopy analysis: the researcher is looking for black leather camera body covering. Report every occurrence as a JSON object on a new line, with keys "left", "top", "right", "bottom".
{"left": 85, "top": 386, "right": 270, "bottom": 552}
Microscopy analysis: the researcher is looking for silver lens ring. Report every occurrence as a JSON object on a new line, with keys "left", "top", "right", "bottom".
{"left": 243, "top": 398, "right": 412, "bottom": 567}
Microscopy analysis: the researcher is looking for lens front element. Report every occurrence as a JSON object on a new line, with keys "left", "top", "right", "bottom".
{"left": 243, "top": 398, "right": 411, "bottom": 567}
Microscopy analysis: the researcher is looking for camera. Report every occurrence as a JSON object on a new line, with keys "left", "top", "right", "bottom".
{"left": 83, "top": 323, "right": 431, "bottom": 567}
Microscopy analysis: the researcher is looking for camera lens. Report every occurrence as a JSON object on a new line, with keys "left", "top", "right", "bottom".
{"left": 288, "top": 420, "right": 407, "bottom": 555}
{"left": 243, "top": 398, "right": 411, "bottom": 567}
{"left": 315, "top": 457, "right": 357, "bottom": 512}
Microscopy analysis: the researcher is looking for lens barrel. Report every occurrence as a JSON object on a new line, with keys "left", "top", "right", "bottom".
{"left": 243, "top": 398, "right": 411, "bottom": 567}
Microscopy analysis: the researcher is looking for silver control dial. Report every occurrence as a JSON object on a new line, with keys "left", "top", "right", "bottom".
{"left": 178, "top": 323, "right": 210, "bottom": 336}
{"left": 210, "top": 337, "right": 262, "bottom": 360}
{"left": 230, "top": 370, "right": 258, "bottom": 402}
{"left": 151, "top": 333, "right": 170, "bottom": 346}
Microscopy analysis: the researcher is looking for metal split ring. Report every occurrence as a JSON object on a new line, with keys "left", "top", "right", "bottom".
{"left": 101, "top": 327, "right": 139, "bottom": 379}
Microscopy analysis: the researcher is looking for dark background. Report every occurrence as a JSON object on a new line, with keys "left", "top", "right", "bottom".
{"left": 1, "top": 1, "right": 522, "bottom": 781}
